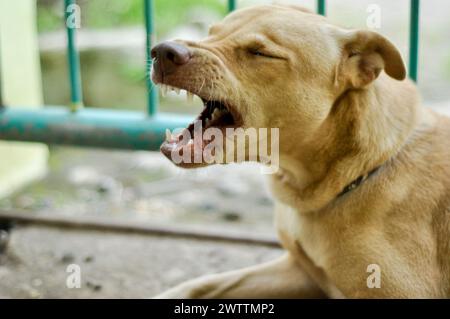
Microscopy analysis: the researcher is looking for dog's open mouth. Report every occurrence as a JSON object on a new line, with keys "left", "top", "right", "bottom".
{"left": 159, "top": 84, "right": 241, "bottom": 167}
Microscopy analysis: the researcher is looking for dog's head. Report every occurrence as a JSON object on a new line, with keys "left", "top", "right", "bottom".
{"left": 152, "top": 4, "right": 406, "bottom": 169}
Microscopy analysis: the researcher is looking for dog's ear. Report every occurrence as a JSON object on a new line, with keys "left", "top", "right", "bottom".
{"left": 337, "top": 30, "right": 406, "bottom": 88}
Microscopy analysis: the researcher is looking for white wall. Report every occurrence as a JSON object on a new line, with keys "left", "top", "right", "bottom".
{"left": 0, "top": 0, "right": 48, "bottom": 197}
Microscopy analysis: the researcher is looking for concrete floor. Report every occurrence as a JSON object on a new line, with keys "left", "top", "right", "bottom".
{"left": 0, "top": 224, "right": 281, "bottom": 298}
{"left": 0, "top": 147, "right": 280, "bottom": 299}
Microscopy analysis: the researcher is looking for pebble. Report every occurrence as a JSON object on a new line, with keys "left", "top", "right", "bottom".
{"left": 221, "top": 212, "right": 241, "bottom": 222}
{"left": 0, "top": 230, "right": 9, "bottom": 253}
{"left": 84, "top": 255, "right": 94, "bottom": 263}
{"left": 86, "top": 281, "right": 102, "bottom": 292}
{"left": 61, "top": 253, "right": 75, "bottom": 263}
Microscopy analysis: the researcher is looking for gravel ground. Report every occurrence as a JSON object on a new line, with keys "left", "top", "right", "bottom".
{"left": 0, "top": 225, "right": 281, "bottom": 299}
{"left": 0, "top": 149, "right": 279, "bottom": 298}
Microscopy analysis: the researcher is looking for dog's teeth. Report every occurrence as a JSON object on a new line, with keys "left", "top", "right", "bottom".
{"left": 160, "top": 84, "right": 168, "bottom": 97}
{"left": 211, "top": 108, "right": 221, "bottom": 120}
{"left": 187, "top": 92, "right": 194, "bottom": 103}
{"left": 165, "top": 129, "right": 172, "bottom": 141}
{"left": 174, "top": 87, "right": 180, "bottom": 95}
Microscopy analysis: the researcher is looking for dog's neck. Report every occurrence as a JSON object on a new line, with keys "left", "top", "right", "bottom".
{"left": 273, "top": 74, "right": 421, "bottom": 213}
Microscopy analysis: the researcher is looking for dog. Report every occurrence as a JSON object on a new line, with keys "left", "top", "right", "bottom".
{"left": 151, "top": 4, "right": 450, "bottom": 298}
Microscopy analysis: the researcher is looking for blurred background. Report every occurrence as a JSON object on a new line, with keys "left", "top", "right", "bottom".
{"left": 0, "top": 0, "right": 449, "bottom": 298}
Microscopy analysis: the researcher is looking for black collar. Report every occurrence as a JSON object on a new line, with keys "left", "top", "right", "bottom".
{"left": 337, "top": 166, "right": 381, "bottom": 198}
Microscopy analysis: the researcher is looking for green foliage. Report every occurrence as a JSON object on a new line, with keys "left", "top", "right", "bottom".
{"left": 37, "top": 0, "right": 226, "bottom": 34}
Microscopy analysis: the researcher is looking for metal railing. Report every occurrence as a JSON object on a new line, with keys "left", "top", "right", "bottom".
{"left": 409, "top": 0, "right": 420, "bottom": 82}
{"left": 0, "top": 0, "right": 420, "bottom": 151}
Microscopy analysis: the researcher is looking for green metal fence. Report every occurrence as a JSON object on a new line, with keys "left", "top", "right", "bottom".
{"left": 0, "top": 0, "right": 420, "bottom": 151}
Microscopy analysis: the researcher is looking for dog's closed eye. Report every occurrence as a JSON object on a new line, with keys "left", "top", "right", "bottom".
{"left": 247, "top": 47, "right": 283, "bottom": 59}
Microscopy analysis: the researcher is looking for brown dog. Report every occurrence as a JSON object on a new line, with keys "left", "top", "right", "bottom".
{"left": 151, "top": 4, "right": 450, "bottom": 298}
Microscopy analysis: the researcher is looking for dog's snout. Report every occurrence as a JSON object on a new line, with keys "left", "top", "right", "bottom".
{"left": 151, "top": 42, "right": 191, "bottom": 65}
{"left": 151, "top": 42, "right": 191, "bottom": 79}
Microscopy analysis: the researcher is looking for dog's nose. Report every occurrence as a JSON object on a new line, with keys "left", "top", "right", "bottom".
{"left": 151, "top": 42, "right": 191, "bottom": 78}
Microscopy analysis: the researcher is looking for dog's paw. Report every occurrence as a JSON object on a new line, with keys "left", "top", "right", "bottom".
{"left": 153, "top": 284, "right": 198, "bottom": 299}
{"left": 154, "top": 275, "right": 220, "bottom": 299}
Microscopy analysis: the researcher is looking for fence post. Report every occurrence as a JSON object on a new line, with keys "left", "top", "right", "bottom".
{"left": 228, "top": 0, "right": 236, "bottom": 12}
{"left": 64, "top": 0, "right": 84, "bottom": 111}
{"left": 144, "top": 0, "right": 158, "bottom": 116}
{"left": 317, "top": 0, "right": 326, "bottom": 16}
{"left": 409, "top": 0, "right": 420, "bottom": 82}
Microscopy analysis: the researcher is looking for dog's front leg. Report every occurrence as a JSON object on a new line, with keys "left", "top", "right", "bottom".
{"left": 154, "top": 253, "right": 326, "bottom": 299}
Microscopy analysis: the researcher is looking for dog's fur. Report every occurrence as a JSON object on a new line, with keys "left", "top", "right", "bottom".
{"left": 153, "top": 5, "right": 450, "bottom": 298}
